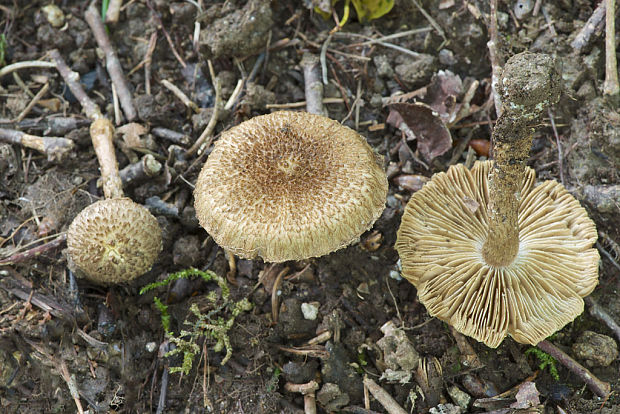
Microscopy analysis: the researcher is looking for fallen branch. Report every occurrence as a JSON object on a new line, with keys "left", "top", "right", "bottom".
{"left": 0, "top": 128, "right": 74, "bottom": 162}
{"left": 536, "top": 339, "right": 610, "bottom": 398}
{"left": 363, "top": 376, "right": 407, "bottom": 414}
{"left": 84, "top": 3, "right": 137, "bottom": 121}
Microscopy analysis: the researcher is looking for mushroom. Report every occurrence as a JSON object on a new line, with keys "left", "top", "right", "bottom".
{"left": 395, "top": 52, "right": 599, "bottom": 348}
{"left": 51, "top": 50, "right": 162, "bottom": 284}
{"left": 194, "top": 111, "right": 388, "bottom": 262}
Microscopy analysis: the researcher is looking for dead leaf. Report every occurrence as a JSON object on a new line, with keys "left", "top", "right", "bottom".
{"left": 392, "top": 174, "right": 429, "bottom": 192}
{"left": 510, "top": 382, "right": 540, "bottom": 409}
{"left": 423, "top": 70, "right": 463, "bottom": 124}
{"left": 117, "top": 122, "right": 148, "bottom": 148}
{"left": 387, "top": 102, "right": 452, "bottom": 162}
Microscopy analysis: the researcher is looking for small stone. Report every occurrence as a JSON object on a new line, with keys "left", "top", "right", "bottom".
{"left": 145, "top": 342, "right": 158, "bottom": 353}
{"left": 572, "top": 331, "right": 618, "bottom": 367}
{"left": 301, "top": 302, "right": 319, "bottom": 321}
{"left": 447, "top": 385, "right": 471, "bottom": 410}
{"left": 317, "top": 383, "right": 349, "bottom": 412}
{"left": 377, "top": 321, "right": 419, "bottom": 383}
{"left": 282, "top": 360, "right": 318, "bottom": 384}
{"left": 430, "top": 403, "right": 463, "bottom": 414}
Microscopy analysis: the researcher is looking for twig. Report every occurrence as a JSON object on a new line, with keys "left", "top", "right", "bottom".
{"left": 50, "top": 49, "right": 101, "bottom": 119}
{"left": 536, "top": 340, "right": 610, "bottom": 398}
{"left": 15, "top": 83, "right": 50, "bottom": 122}
{"left": 51, "top": 50, "right": 123, "bottom": 198}
{"left": 532, "top": 0, "right": 543, "bottom": 16}
{"left": 301, "top": 53, "right": 326, "bottom": 116}
{"left": 548, "top": 109, "right": 564, "bottom": 185}
{"left": 285, "top": 381, "right": 319, "bottom": 414}
{"left": 0, "top": 233, "right": 67, "bottom": 265}
{"left": 105, "top": 0, "right": 123, "bottom": 23}
{"left": 410, "top": 0, "right": 446, "bottom": 42}
{"left": 363, "top": 376, "right": 408, "bottom": 414}
{"left": 265, "top": 98, "right": 344, "bottom": 109}
{"left": 584, "top": 296, "right": 620, "bottom": 343}
{"left": 152, "top": 127, "right": 190, "bottom": 145}
{"left": 571, "top": 1, "right": 606, "bottom": 53}
{"left": 340, "top": 27, "right": 432, "bottom": 47}
{"left": 320, "top": 34, "right": 332, "bottom": 85}
{"left": 449, "top": 326, "right": 484, "bottom": 369}
{"left": 59, "top": 359, "right": 85, "bottom": 414}
{"left": 0, "top": 128, "right": 74, "bottom": 162}
{"left": 0, "top": 60, "right": 56, "bottom": 78}
{"left": 603, "top": 0, "right": 619, "bottom": 96}
{"left": 118, "top": 154, "right": 162, "bottom": 186}
{"left": 487, "top": 0, "right": 503, "bottom": 115}
{"left": 186, "top": 64, "right": 221, "bottom": 157}
{"left": 85, "top": 3, "right": 137, "bottom": 121}
{"left": 271, "top": 267, "right": 289, "bottom": 323}
{"left": 161, "top": 79, "right": 199, "bottom": 112}
{"left": 224, "top": 79, "right": 244, "bottom": 111}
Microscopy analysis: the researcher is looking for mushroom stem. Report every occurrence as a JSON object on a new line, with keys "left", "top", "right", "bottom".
{"left": 481, "top": 53, "right": 561, "bottom": 267}
{"left": 90, "top": 118, "right": 124, "bottom": 199}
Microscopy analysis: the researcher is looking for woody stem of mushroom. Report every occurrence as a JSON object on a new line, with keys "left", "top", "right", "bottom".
{"left": 481, "top": 52, "right": 560, "bottom": 267}
{"left": 90, "top": 118, "right": 124, "bottom": 199}
{"left": 481, "top": 112, "right": 529, "bottom": 267}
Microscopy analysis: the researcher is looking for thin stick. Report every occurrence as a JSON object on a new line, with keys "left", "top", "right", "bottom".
{"left": 0, "top": 60, "right": 56, "bottom": 78}
{"left": 0, "top": 233, "right": 67, "bottom": 265}
{"left": 51, "top": 50, "right": 123, "bottom": 199}
{"left": 536, "top": 340, "right": 610, "bottom": 398}
{"left": 0, "top": 128, "right": 74, "bottom": 162}
{"left": 15, "top": 83, "right": 50, "bottom": 122}
{"left": 571, "top": 1, "right": 606, "bottom": 53}
{"left": 59, "top": 359, "right": 85, "bottom": 414}
{"left": 487, "top": 0, "right": 503, "bottom": 115}
{"left": 105, "top": 0, "right": 123, "bottom": 23}
{"left": 548, "top": 108, "right": 564, "bottom": 186}
{"left": 603, "top": 0, "right": 619, "bottom": 96}
{"left": 363, "top": 376, "right": 408, "bottom": 414}
{"left": 584, "top": 296, "right": 620, "bottom": 343}
{"left": 84, "top": 3, "right": 137, "bottom": 121}
{"left": 186, "top": 72, "right": 221, "bottom": 156}
{"left": 265, "top": 98, "right": 344, "bottom": 109}
{"left": 161, "top": 79, "right": 199, "bottom": 113}
{"left": 285, "top": 381, "right": 319, "bottom": 414}
{"left": 301, "top": 53, "right": 326, "bottom": 116}
{"left": 50, "top": 49, "right": 101, "bottom": 119}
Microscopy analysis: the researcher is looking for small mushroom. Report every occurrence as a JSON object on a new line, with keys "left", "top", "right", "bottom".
{"left": 194, "top": 111, "right": 388, "bottom": 262}
{"left": 395, "top": 52, "right": 599, "bottom": 347}
{"left": 52, "top": 49, "right": 162, "bottom": 284}
{"left": 66, "top": 119, "right": 162, "bottom": 284}
{"left": 67, "top": 198, "right": 161, "bottom": 285}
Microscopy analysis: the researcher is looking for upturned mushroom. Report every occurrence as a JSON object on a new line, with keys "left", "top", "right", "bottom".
{"left": 194, "top": 111, "right": 388, "bottom": 262}
{"left": 51, "top": 50, "right": 162, "bottom": 285}
{"left": 396, "top": 52, "right": 599, "bottom": 348}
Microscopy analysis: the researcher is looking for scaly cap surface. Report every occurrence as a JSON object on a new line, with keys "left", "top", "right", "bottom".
{"left": 67, "top": 198, "right": 162, "bottom": 284}
{"left": 194, "top": 111, "right": 388, "bottom": 262}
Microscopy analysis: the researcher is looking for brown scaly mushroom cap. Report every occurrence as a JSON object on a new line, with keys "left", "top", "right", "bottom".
{"left": 396, "top": 161, "right": 599, "bottom": 348}
{"left": 194, "top": 111, "right": 388, "bottom": 262}
{"left": 67, "top": 198, "right": 162, "bottom": 284}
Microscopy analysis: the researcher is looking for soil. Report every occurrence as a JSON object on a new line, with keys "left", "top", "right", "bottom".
{"left": 1, "top": 1, "right": 619, "bottom": 413}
